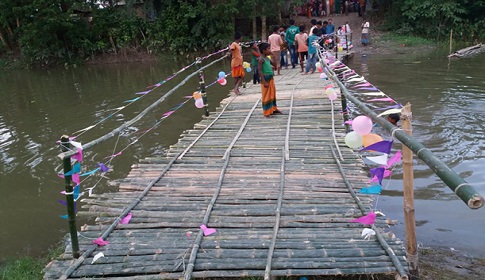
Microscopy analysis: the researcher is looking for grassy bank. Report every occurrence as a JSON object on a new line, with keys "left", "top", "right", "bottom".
{"left": 0, "top": 245, "right": 63, "bottom": 280}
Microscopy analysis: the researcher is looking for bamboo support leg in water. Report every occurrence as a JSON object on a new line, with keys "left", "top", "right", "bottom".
{"left": 60, "top": 135, "right": 80, "bottom": 258}
{"left": 401, "top": 103, "right": 418, "bottom": 279}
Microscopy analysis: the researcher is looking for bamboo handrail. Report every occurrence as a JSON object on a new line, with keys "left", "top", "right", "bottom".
{"left": 325, "top": 61, "right": 484, "bottom": 209}
{"left": 57, "top": 55, "right": 228, "bottom": 160}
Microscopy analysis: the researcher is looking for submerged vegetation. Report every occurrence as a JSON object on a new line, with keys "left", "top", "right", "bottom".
{"left": 0, "top": 0, "right": 483, "bottom": 68}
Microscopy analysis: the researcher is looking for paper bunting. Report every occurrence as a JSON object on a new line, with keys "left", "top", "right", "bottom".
{"left": 123, "top": 97, "right": 141, "bottom": 103}
{"left": 374, "top": 104, "right": 402, "bottom": 111}
{"left": 344, "top": 120, "right": 353, "bottom": 125}
{"left": 359, "top": 91, "right": 386, "bottom": 96}
{"left": 358, "top": 86, "right": 379, "bottom": 91}
{"left": 64, "top": 162, "right": 81, "bottom": 176}
{"left": 72, "top": 148, "right": 83, "bottom": 162}
{"left": 384, "top": 169, "right": 392, "bottom": 178}
{"left": 162, "top": 111, "right": 174, "bottom": 117}
{"left": 377, "top": 108, "right": 402, "bottom": 117}
{"left": 104, "top": 152, "right": 122, "bottom": 159}
{"left": 350, "top": 212, "right": 376, "bottom": 225}
{"left": 135, "top": 90, "right": 150, "bottom": 95}
{"left": 370, "top": 167, "right": 385, "bottom": 185}
{"left": 80, "top": 168, "right": 100, "bottom": 176}
{"left": 368, "top": 97, "right": 394, "bottom": 103}
{"left": 91, "top": 252, "right": 105, "bottom": 264}
{"left": 362, "top": 228, "right": 376, "bottom": 240}
{"left": 109, "top": 106, "right": 126, "bottom": 111}
{"left": 72, "top": 173, "right": 80, "bottom": 185}
{"left": 359, "top": 185, "right": 382, "bottom": 194}
{"left": 59, "top": 214, "right": 68, "bottom": 219}
{"left": 97, "top": 163, "right": 110, "bottom": 172}
{"left": 385, "top": 151, "right": 402, "bottom": 169}
{"left": 120, "top": 213, "right": 133, "bottom": 225}
{"left": 200, "top": 224, "right": 217, "bottom": 236}
{"left": 352, "top": 82, "right": 372, "bottom": 88}
{"left": 74, "top": 185, "right": 80, "bottom": 200}
{"left": 73, "top": 125, "right": 95, "bottom": 135}
{"left": 365, "top": 154, "right": 388, "bottom": 165}
{"left": 346, "top": 77, "right": 365, "bottom": 83}
{"left": 92, "top": 237, "right": 110, "bottom": 246}
{"left": 58, "top": 200, "right": 77, "bottom": 212}
{"left": 360, "top": 140, "right": 394, "bottom": 154}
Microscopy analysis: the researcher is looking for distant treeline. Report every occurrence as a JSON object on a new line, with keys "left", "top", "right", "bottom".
{"left": 0, "top": 0, "right": 483, "bottom": 67}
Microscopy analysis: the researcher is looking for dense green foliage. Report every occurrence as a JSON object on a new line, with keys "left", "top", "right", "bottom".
{"left": 0, "top": 0, "right": 483, "bottom": 67}
{"left": 376, "top": 0, "right": 485, "bottom": 41}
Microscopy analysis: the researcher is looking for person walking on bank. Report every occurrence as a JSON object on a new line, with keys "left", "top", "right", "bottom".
{"left": 229, "top": 31, "right": 244, "bottom": 95}
{"left": 258, "top": 43, "right": 283, "bottom": 117}
{"left": 268, "top": 26, "right": 283, "bottom": 75}
{"left": 285, "top": 20, "right": 299, "bottom": 68}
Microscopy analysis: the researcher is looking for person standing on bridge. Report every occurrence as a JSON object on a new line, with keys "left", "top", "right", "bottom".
{"left": 285, "top": 20, "right": 300, "bottom": 69}
{"left": 229, "top": 31, "right": 244, "bottom": 95}
{"left": 258, "top": 42, "right": 283, "bottom": 117}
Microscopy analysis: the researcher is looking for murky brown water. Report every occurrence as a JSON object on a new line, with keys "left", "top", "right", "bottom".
{"left": 1, "top": 49, "right": 484, "bottom": 261}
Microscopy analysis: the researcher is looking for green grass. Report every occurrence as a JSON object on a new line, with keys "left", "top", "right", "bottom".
{"left": 379, "top": 33, "right": 434, "bottom": 47}
{"left": 0, "top": 245, "right": 63, "bottom": 280}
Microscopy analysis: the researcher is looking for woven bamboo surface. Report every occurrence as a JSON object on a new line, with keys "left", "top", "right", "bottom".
{"left": 44, "top": 67, "right": 407, "bottom": 279}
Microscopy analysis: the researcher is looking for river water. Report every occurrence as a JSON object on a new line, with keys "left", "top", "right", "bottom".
{"left": 1, "top": 50, "right": 484, "bottom": 261}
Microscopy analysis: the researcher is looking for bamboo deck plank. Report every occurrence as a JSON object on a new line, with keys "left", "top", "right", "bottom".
{"left": 44, "top": 67, "right": 407, "bottom": 279}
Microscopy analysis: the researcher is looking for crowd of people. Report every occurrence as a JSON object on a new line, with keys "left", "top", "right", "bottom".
{"left": 227, "top": 15, "right": 370, "bottom": 118}
{"left": 295, "top": 0, "right": 368, "bottom": 18}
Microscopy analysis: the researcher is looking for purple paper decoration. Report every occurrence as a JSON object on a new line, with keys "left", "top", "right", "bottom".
{"left": 360, "top": 140, "right": 394, "bottom": 154}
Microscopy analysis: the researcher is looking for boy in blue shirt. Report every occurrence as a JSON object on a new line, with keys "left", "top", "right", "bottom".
{"left": 303, "top": 29, "right": 319, "bottom": 75}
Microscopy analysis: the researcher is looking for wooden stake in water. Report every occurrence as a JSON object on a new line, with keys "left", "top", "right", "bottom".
{"left": 401, "top": 103, "right": 418, "bottom": 279}
{"left": 449, "top": 29, "right": 453, "bottom": 55}
{"left": 60, "top": 135, "right": 80, "bottom": 258}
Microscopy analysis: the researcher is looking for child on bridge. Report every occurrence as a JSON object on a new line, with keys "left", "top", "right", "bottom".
{"left": 258, "top": 42, "right": 283, "bottom": 118}
{"left": 229, "top": 31, "right": 244, "bottom": 95}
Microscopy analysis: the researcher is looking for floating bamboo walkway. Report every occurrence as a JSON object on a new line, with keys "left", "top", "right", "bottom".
{"left": 44, "top": 68, "right": 408, "bottom": 279}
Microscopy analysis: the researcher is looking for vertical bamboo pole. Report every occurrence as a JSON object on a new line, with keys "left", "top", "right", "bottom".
{"left": 401, "top": 103, "right": 418, "bottom": 279}
{"left": 449, "top": 29, "right": 453, "bottom": 55}
{"left": 340, "top": 94, "right": 350, "bottom": 132}
{"left": 60, "top": 135, "right": 80, "bottom": 258}
{"left": 195, "top": 58, "right": 209, "bottom": 116}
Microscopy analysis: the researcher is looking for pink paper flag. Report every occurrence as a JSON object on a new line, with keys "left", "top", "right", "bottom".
{"left": 93, "top": 237, "right": 109, "bottom": 246}
{"left": 350, "top": 212, "right": 376, "bottom": 225}
{"left": 200, "top": 224, "right": 217, "bottom": 236}
{"left": 162, "top": 111, "right": 174, "bottom": 117}
{"left": 384, "top": 169, "right": 392, "bottom": 178}
{"left": 104, "top": 151, "right": 122, "bottom": 159}
{"left": 384, "top": 151, "right": 402, "bottom": 169}
{"left": 72, "top": 173, "right": 80, "bottom": 185}
{"left": 368, "top": 97, "right": 394, "bottom": 103}
{"left": 369, "top": 175, "right": 379, "bottom": 184}
{"left": 72, "top": 148, "right": 83, "bottom": 162}
{"left": 120, "top": 213, "right": 132, "bottom": 224}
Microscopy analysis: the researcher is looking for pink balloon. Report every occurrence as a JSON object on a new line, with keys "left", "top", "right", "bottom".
{"left": 320, "top": 73, "right": 327, "bottom": 79}
{"left": 218, "top": 78, "right": 227, "bottom": 85}
{"left": 324, "top": 84, "right": 333, "bottom": 90}
{"left": 328, "top": 92, "right": 338, "bottom": 100}
{"left": 195, "top": 98, "right": 204, "bottom": 108}
{"left": 352, "top": 116, "right": 373, "bottom": 135}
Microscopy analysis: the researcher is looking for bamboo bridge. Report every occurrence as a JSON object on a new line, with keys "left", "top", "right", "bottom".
{"left": 44, "top": 51, "right": 484, "bottom": 279}
{"left": 44, "top": 67, "right": 412, "bottom": 279}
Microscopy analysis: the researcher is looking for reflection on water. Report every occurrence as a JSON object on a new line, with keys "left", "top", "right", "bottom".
{"left": 1, "top": 50, "right": 484, "bottom": 260}
{"left": 349, "top": 50, "right": 485, "bottom": 257}
{"left": 0, "top": 59, "right": 232, "bottom": 260}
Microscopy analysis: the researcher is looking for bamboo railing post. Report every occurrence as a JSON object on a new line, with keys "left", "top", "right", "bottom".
{"left": 195, "top": 57, "right": 209, "bottom": 116}
{"left": 60, "top": 135, "right": 80, "bottom": 258}
{"left": 401, "top": 103, "right": 419, "bottom": 279}
{"left": 449, "top": 29, "right": 453, "bottom": 55}
{"left": 340, "top": 93, "right": 350, "bottom": 132}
